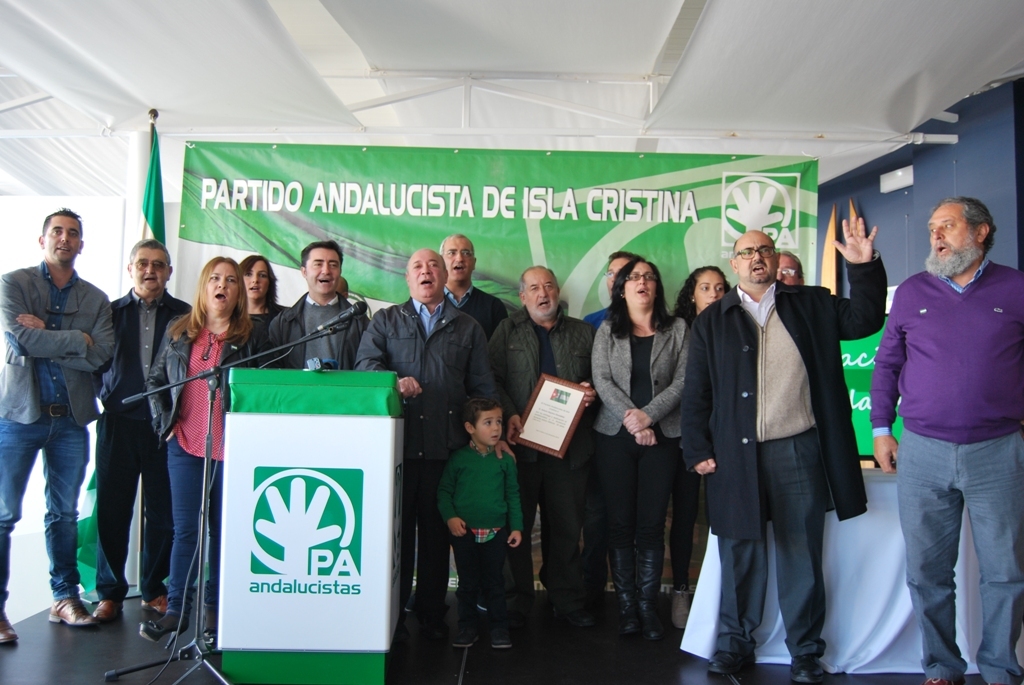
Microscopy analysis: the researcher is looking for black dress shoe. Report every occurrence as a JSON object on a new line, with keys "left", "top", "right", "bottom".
{"left": 420, "top": 621, "right": 447, "bottom": 641}
{"left": 139, "top": 613, "right": 187, "bottom": 642}
{"left": 790, "top": 655, "right": 823, "bottom": 683}
{"left": 708, "top": 650, "right": 756, "bottom": 675}
{"left": 553, "top": 607, "right": 596, "bottom": 628}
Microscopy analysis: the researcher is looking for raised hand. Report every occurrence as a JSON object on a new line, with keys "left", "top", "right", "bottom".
{"left": 834, "top": 217, "right": 878, "bottom": 264}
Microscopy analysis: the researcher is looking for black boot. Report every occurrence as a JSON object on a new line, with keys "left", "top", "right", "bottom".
{"left": 636, "top": 547, "right": 665, "bottom": 640}
{"left": 608, "top": 547, "right": 640, "bottom": 635}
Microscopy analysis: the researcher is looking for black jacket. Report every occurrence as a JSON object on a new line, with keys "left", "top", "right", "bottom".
{"left": 680, "top": 258, "right": 887, "bottom": 540}
{"left": 267, "top": 295, "right": 368, "bottom": 370}
{"left": 95, "top": 290, "right": 191, "bottom": 421}
{"left": 355, "top": 300, "right": 497, "bottom": 460}
{"left": 147, "top": 321, "right": 270, "bottom": 440}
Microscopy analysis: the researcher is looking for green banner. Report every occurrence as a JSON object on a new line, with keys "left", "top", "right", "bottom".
{"left": 841, "top": 320, "right": 903, "bottom": 457}
{"left": 180, "top": 143, "right": 819, "bottom": 315}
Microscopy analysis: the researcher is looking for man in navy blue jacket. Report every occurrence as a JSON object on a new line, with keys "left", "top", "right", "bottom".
{"left": 91, "top": 239, "right": 190, "bottom": 623}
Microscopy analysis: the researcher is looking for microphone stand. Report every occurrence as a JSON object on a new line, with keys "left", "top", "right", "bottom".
{"left": 103, "top": 316, "right": 363, "bottom": 684}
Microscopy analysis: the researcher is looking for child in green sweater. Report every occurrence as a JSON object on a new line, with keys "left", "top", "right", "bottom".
{"left": 438, "top": 397, "right": 523, "bottom": 650}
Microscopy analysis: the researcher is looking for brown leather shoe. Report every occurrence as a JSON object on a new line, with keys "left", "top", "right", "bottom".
{"left": 141, "top": 595, "right": 168, "bottom": 615}
{"left": 92, "top": 599, "right": 123, "bottom": 623}
{"left": 49, "top": 598, "right": 99, "bottom": 627}
{"left": 0, "top": 609, "right": 18, "bottom": 643}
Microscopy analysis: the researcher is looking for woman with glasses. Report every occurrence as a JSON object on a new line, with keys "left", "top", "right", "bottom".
{"left": 592, "top": 257, "right": 689, "bottom": 640}
{"left": 239, "top": 254, "right": 283, "bottom": 326}
{"left": 140, "top": 257, "right": 268, "bottom": 643}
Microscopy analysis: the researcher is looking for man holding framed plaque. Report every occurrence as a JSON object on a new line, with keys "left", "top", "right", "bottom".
{"left": 489, "top": 266, "right": 597, "bottom": 629}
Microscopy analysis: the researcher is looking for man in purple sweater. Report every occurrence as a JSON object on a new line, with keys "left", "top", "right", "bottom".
{"left": 872, "top": 197, "right": 1024, "bottom": 685}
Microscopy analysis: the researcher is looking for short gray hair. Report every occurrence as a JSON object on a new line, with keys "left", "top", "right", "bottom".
{"left": 439, "top": 233, "right": 474, "bottom": 254}
{"left": 777, "top": 250, "right": 803, "bottom": 278}
{"left": 933, "top": 197, "right": 996, "bottom": 255}
{"left": 518, "top": 266, "right": 559, "bottom": 293}
{"left": 128, "top": 239, "right": 171, "bottom": 266}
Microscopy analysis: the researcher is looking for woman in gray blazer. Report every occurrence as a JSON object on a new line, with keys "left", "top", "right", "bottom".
{"left": 592, "top": 257, "right": 688, "bottom": 641}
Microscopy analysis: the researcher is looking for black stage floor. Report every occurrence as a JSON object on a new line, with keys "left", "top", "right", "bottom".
{"left": 0, "top": 593, "right": 984, "bottom": 685}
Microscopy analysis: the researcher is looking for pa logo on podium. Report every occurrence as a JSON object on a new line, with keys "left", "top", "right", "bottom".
{"left": 248, "top": 467, "right": 364, "bottom": 596}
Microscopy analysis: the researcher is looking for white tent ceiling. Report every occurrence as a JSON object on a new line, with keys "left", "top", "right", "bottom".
{"left": 1, "top": 0, "right": 1023, "bottom": 197}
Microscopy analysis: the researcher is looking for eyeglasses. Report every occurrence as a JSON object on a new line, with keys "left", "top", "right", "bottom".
{"left": 625, "top": 272, "right": 658, "bottom": 282}
{"left": 779, "top": 268, "right": 799, "bottom": 277}
{"left": 734, "top": 246, "right": 776, "bottom": 260}
{"left": 201, "top": 332, "right": 216, "bottom": 361}
{"left": 443, "top": 249, "right": 474, "bottom": 258}
{"left": 134, "top": 259, "right": 168, "bottom": 270}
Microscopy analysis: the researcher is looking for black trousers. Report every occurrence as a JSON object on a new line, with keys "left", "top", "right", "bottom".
{"left": 716, "top": 428, "right": 828, "bottom": 658}
{"left": 94, "top": 412, "right": 173, "bottom": 603}
{"left": 399, "top": 459, "right": 450, "bottom": 625}
{"left": 581, "top": 463, "right": 609, "bottom": 590}
{"left": 594, "top": 429, "right": 677, "bottom": 551}
{"left": 451, "top": 528, "right": 509, "bottom": 631}
{"left": 670, "top": 467, "right": 701, "bottom": 589}
{"left": 506, "top": 455, "right": 588, "bottom": 615}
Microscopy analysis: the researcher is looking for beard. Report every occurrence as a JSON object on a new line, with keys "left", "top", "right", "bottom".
{"left": 925, "top": 240, "right": 984, "bottom": 279}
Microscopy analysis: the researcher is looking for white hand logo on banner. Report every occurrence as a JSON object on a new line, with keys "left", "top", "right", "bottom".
{"left": 726, "top": 181, "right": 784, "bottom": 234}
{"left": 256, "top": 478, "right": 342, "bottom": 577}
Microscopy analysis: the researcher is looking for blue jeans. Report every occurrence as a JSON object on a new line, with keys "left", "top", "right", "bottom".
{"left": 166, "top": 438, "right": 222, "bottom": 617}
{"left": 0, "top": 415, "right": 89, "bottom": 609}
{"left": 898, "top": 428, "right": 1024, "bottom": 685}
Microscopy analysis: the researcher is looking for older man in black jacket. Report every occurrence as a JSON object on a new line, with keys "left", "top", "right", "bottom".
{"left": 489, "top": 266, "right": 597, "bottom": 629}
{"left": 355, "top": 248, "right": 497, "bottom": 641}
{"left": 680, "top": 223, "right": 886, "bottom": 683}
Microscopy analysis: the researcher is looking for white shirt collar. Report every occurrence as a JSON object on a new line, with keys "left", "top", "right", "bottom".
{"left": 737, "top": 282, "right": 776, "bottom": 327}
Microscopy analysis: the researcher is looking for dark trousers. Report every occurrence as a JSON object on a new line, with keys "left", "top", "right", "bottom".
{"left": 399, "top": 459, "right": 449, "bottom": 625}
{"left": 594, "top": 430, "right": 677, "bottom": 551}
{"left": 94, "top": 412, "right": 173, "bottom": 603}
{"left": 716, "top": 428, "right": 827, "bottom": 658}
{"left": 451, "top": 528, "right": 509, "bottom": 631}
{"left": 669, "top": 467, "right": 701, "bottom": 590}
{"left": 506, "top": 455, "right": 588, "bottom": 615}
{"left": 581, "top": 464, "right": 609, "bottom": 590}
{"left": 166, "top": 438, "right": 222, "bottom": 616}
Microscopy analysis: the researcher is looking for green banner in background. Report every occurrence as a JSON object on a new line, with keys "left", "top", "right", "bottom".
{"left": 180, "top": 143, "right": 819, "bottom": 315}
{"left": 841, "top": 320, "right": 903, "bottom": 457}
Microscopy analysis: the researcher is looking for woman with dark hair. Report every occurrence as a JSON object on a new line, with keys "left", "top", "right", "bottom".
{"left": 591, "top": 257, "right": 689, "bottom": 641}
{"left": 140, "top": 257, "right": 268, "bottom": 643}
{"left": 239, "top": 254, "right": 283, "bottom": 325}
{"left": 673, "top": 265, "right": 730, "bottom": 326}
{"left": 668, "top": 266, "right": 730, "bottom": 629}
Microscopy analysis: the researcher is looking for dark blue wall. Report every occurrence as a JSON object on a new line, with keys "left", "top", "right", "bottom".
{"left": 819, "top": 82, "right": 1020, "bottom": 293}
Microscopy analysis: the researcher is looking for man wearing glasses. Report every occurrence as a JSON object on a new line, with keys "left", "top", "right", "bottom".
{"left": 777, "top": 251, "right": 805, "bottom": 286}
{"left": 90, "top": 239, "right": 190, "bottom": 623}
{"left": 440, "top": 234, "right": 508, "bottom": 340}
{"left": 680, "top": 226, "right": 886, "bottom": 683}
{"left": 0, "top": 209, "right": 114, "bottom": 639}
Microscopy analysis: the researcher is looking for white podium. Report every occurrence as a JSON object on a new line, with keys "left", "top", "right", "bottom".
{"left": 218, "top": 369, "right": 403, "bottom": 685}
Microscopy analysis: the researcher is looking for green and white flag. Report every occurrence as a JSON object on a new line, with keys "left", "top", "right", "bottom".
{"left": 142, "top": 123, "right": 165, "bottom": 243}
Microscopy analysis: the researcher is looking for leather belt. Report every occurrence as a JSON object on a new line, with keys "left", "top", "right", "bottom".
{"left": 41, "top": 404, "right": 70, "bottom": 417}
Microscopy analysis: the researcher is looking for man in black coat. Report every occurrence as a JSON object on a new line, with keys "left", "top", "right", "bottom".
{"left": 92, "top": 239, "right": 190, "bottom": 622}
{"left": 355, "top": 248, "right": 498, "bottom": 642}
{"left": 680, "top": 223, "right": 886, "bottom": 683}
{"left": 440, "top": 234, "right": 509, "bottom": 340}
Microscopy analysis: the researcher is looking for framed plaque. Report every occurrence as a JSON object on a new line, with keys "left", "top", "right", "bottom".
{"left": 516, "top": 374, "right": 588, "bottom": 458}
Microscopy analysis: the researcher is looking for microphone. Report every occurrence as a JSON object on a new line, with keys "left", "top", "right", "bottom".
{"left": 316, "top": 301, "right": 368, "bottom": 332}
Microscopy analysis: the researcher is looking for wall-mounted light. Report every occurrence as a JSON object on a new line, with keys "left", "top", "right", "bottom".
{"left": 880, "top": 165, "right": 913, "bottom": 194}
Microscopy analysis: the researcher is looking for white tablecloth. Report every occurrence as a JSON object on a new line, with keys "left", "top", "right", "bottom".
{"left": 680, "top": 469, "right": 1024, "bottom": 674}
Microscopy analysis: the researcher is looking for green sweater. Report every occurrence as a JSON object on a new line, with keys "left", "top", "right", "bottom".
{"left": 437, "top": 445, "right": 523, "bottom": 532}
